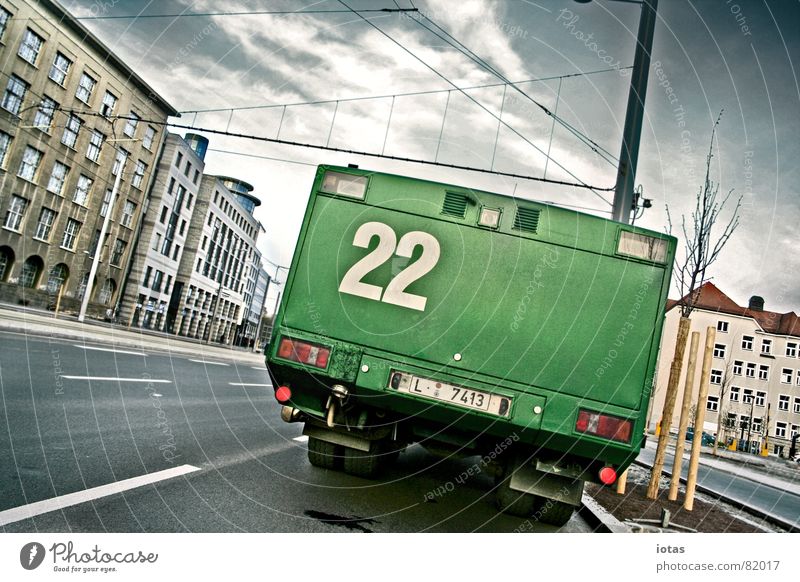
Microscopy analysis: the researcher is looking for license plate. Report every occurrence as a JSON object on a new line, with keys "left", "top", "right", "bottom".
{"left": 390, "top": 372, "right": 511, "bottom": 417}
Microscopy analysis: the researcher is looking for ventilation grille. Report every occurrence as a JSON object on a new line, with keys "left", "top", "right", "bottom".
{"left": 442, "top": 192, "right": 468, "bottom": 218}
{"left": 513, "top": 207, "right": 540, "bottom": 233}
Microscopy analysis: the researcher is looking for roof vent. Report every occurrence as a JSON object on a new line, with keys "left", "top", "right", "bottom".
{"left": 513, "top": 207, "right": 540, "bottom": 233}
{"left": 748, "top": 296, "right": 764, "bottom": 311}
{"left": 442, "top": 192, "right": 468, "bottom": 218}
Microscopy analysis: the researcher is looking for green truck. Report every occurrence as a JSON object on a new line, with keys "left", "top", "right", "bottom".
{"left": 266, "top": 165, "right": 675, "bottom": 525}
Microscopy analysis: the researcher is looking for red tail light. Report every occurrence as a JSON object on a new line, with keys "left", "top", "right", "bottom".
{"left": 277, "top": 337, "right": 331, "bottom": 369}
{"left": 575, "top": 409, "right": 632, "bottom": 443}
{"left": 275, "top": 386, "right": 292, "bottom": 403}
{"left": 599, "top": 466, "right": 617, "bottom": 485}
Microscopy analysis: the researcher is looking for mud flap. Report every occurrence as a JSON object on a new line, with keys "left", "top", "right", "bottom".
{"left": 509, "top": 464, "right": 584, "bottom": 506}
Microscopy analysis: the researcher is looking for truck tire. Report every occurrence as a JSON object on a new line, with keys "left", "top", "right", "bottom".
{"left": 494, "top": 475, "right": 538, "bottom": 517}
{"left": 342, "top": 445, "right": 382, "bottom": 478}
{"left": 536, "top": 499, "right": 575, "bottom": 527}
{"left": 307, "top": 437, "right": 342, "bottom": 469}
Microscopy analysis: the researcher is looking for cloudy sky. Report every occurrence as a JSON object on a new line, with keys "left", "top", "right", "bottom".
{"left": 63, "top": 0, "right": 800, "bottom": 314}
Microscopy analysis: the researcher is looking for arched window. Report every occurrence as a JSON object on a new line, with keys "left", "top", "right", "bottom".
{"left": 20, "top": 256, "right": 43, "bottom": 289}
{"left": 47, "top": 263, "right": 69, "bottom": 293}
{"left": 0, "top": 246, "right": 14, "bottom": 282}
{"left": 98, "top": 278, "right": 116, "bottom": 305}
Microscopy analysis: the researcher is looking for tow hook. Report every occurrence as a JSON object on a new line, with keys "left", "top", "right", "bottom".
{"left": 325, "top": 384, "right": 350, "bottom": 428}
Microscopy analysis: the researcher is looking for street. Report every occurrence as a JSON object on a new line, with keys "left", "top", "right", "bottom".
{"left": 0, "top": 331, "right": 589, "bottom": 533}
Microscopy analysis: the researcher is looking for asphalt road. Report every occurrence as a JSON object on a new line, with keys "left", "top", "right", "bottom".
{"left": 637, "top": 445, "right": 800, "bottom": 530}
{"left": 0, "top": 331, "right": 590, "bottom": 533}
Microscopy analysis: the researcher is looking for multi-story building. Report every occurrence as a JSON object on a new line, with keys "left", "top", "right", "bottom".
{"left": 118, "top": 133, "right": 204, "bottom": 330}
{"left": 0, "top": 0, "right": 177, "bottom": 316}
{"left": 170, "top": 167, "right": 262, "bottom": 344}
{"left": 237, "top": 259, "right": 269, "bottom": 347}
{"left": 649, "top": 282, "right": 800, "bottom": 457}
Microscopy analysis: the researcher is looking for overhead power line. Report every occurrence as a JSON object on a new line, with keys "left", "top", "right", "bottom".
{"left": 65, "top": 110, "right": 615, "bottom": 193}
{"left": 178, "top": 66, "right": 632, "bottom": 115}
{"left": 17, "top": 8, "right": 418, "bottom": 21}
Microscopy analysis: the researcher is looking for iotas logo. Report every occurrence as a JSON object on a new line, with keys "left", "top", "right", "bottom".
{"left": 20, "top": 542, "right": 46, "bottom": 570}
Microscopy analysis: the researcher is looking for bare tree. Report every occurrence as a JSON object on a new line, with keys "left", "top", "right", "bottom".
{"left": 712, "top": 359, "right": 735, "bottom": 456}
{"left": 646, "top": 111, "right": 743, "bottom": 499}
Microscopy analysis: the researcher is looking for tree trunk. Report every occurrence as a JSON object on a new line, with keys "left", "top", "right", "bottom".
{"left": 647, "top": 315, "right": 691, "bottom": 499}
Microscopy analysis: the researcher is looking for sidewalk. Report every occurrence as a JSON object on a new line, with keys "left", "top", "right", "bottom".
{"left": 643, "top": 437, "right": 800, "bottom": 496}
{"left": 0, "top": 303, "right": 265, "bottom": 364}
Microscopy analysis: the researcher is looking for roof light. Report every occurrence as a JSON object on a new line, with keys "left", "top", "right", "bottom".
{"left": 617, "top": 231, "right": 668, "bottom": 263}
{"left": 321, "top": 171, "right": 368, "bottom": 200}
{"left": 478, "top": 207, "right": 501, "bottom": 228}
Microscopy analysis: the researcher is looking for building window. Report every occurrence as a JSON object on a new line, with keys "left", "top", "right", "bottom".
{"left": 75, "top": 72, "right": 96, "bottom": 103}
{"left": 751, "top": 417, "right": 762, "bottom": 434}
{"left": 110, "top": 239, "right": 126, "bottom": 266}
{"left": 33, "top": 97, "right": 57, "bottom": 132}
{"left": 61, "top": 218, "right": 81, "bottom": 250}
{"left": 761, "top": 338, "right": 772, "bottom": 355}
{"left": 187, "top": 193, "right": 193, "bottom": 210}
{"left": 73, "top": 175, "right": 93, "bottom": 206}
{"left": 142, "top": 266, "right": 152, "bottom": 287}
{"left": 98, "top": 279, "right": 116, "bottom": 305}
{"left": 86, "top": 129, "right": 104, "bottom": 162}
{"left": 120, "top": 200, "right": 136, "bottom": 228}
{"left": 159, "top": 205, "right": 168, "bottom": 224}
{"left": 713, "top": 343, "right": 726, "bottom": 359}
{"left": 745, "top": 362, "right": 756, "bottom": 378}
{"left": 792, "top": 425, "right": 799, "bottom": 438}
{"left": 706, "top": 395, "right": 719, "bottom": 412}
{"left": 778, "top": 395, "right": 790, "bottom": 411}
{"left": 143, "top": 126, "right": 156, "bottom": 150}
{"left": 61, "top": 114, "right": 81, "bottom": 148}
{"left": 175, "top": 151, "right": 183, "bottom": 167}
{"left": 729, "top": 385, "right": 739, "bottom": 402}
{"left": 18, "top": 146, "right": 43, "bottom": 181}
{"left": 193, "top": 169, "right": 200, "bottom": 185}
{"left": 781, "top": 368, "right": 793, "bottom": 384}
{"left": 732, "top": 360, "right": 742, "bottom": 375}
{"left": 179, "top": 219, "right": 186, "bottom": 236}
{"left": 112, "top": 148, "right": 128, "bottom": 176}
{"left": 165, "top": 275, "right": 172, "bottom": 295}
{"left": 123, "top": 111, "right": 139, "bottom": 137}
{"left": 716, "top": 320, "right": 728, "bottom": 333}
{"left": 742, "top": 388, "right": 753, "bottom": 404}
{"left": 794, "top": 398, "right": 800, "bottom": 414}
{"left": 184, "top": 160, "right": 191, "bottom": 177}
{"left": 758, "top": 365, "right": 769, "bottom": 381}
{"left": 0, "top": 8, "right": 11, "bottom": 40}
{"left": 786, "top": 342, "right": 797, "bottom": 358}
{"left": 34, "top": 207, "right": 56, "bottom": 241}
{"left": 741, "top": 335, "right": 753, "bottom": 351}
{"left": 2, "top": 75, "right": 28, "bottom": 115}
{"left": 99, "top": 188, "right": 113, "bottom": 217}
{"left": 152, "top": 232, "right": 161, "bottom": 251}
{"left": 101, "top": 91, "right": 117, "bottom": 117}
{"left": 196, "top": 258, "right": 202, "bottom": 272}
{"left": 49, "top": 52, "right": 72, "bottom": 85}
{"left": 46, "top": 263, "right": 68, "bottom": 293}
{"left": 0, "top": 131, "right": 11, "bottom": 167}
{"left": 709, "top": 369, "right": 723, "bottom": 385}
{"left": 755, "top": 391, "right": 766, "bottom": 407}
{"left": 775, "top": 422, "right": 787, "bottom": 439}
{"left": 18, "top": 28, "right": 44, "bottom": 65}
{"left": 131, "top": 160, "right": 146, "bottom": 189}
{"left": 4, "top": 195, "right": 28, "bottom": 231}
{"left": 152, "top": 270, "right": 163, "bottom": 293}
{"left": 202, "top": 235, "right": 207, "bottom": 250}
{"left": 172, "top": 244, "right": 180, "bottom": 260}
{"left": 20, "top": 256, "right": 42, "bottom": 288}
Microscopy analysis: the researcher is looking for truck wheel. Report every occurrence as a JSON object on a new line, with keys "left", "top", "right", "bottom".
{"left": 536, "top": 499, "right": 575, "bottom": 527}
{"left": 307, "top": 437, "right": 342, "bottom": 470}
{"left": 342, "top": 445, "right": 382, "bottom": 478}
{"left": 495, "top": 475, "right": 538, "bottom": 517}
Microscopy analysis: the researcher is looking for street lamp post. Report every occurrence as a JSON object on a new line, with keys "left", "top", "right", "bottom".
{"left": 78, "top": 151, "right": 126, "bottom": 322}
{"left": 576, "top": 0, "right": 659, "bottom": 223}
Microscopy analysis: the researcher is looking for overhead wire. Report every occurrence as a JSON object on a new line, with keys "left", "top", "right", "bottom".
{"left": 335, "top": 0, "right": 613, "bottom": 206}
{"left": 15, "top": 8, "right": 419, "bottom": 22}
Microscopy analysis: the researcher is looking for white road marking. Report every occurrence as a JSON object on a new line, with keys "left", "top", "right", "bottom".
{"left": 0, "top": 464, "right": 201, "bottom": 526}
{"left": 74, "top": 345, "right": 145, "bottom": 356}
{"left": 188, "top": 359, "right": 229, "bottom": 366}
{"left": 228, "top": 382, "right": 271, "bottom": 387}
{"left": 293, "top": 435, "right": 309, "bottom": 443}
{"left": 251, "top": 366, "right": 266, "bottom": 371}
{"left": 61, "top": 376, "right": 172, "bottom": 383}
{"left": 152, "top": 393, "right": 163, "bottom": 398}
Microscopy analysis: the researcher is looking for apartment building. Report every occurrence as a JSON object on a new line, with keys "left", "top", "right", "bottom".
{"left": 649, "top": 283, "right": 800, "bottom": 457}
{"left": 0, "top": 0, "right": 176, "bottom": 316}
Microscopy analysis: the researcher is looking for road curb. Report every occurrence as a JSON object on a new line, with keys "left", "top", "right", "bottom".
{"left": 579, "top": 493, "right": 630, "bottom": 533}
{"left": 633, "top": 459, "right": 798, "bottom": 532}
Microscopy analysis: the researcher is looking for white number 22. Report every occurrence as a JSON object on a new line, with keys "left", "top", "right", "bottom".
{"left": 338, "top": 221, "right": 441, "bottom": 311}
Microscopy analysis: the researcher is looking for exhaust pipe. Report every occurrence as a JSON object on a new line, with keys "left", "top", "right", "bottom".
{"left": 280, "top": 406, "right": 304, "bottom": 423}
